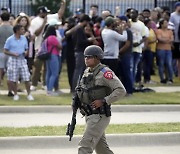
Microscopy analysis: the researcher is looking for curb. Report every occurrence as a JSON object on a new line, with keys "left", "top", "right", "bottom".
{"left": 1, "top": 87, "right": 180, "bottom": 94}
{"left": 0, "top": 133, "right": 180, "bottom": 149}
{"left": 149, "top": 86, "right": 180, "bottom": 93}
{"left": 0, "top": 105, "right": 180, "bottom": 113}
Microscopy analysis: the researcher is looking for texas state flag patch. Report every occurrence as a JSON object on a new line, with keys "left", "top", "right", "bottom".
{"left": 103, "top": 71, "right": 113, "bottom": 80}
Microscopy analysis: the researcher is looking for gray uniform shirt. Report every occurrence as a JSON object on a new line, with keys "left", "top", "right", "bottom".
{"left": 78, "top": 63, "right": 126, "bottom": 105}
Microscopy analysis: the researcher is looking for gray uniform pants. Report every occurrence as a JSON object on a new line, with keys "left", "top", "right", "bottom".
{"left": 78, "top": 114, "right": 114, "bottom": 154}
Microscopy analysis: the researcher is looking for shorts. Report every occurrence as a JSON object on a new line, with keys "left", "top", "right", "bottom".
{"left": 0, "top": 52, "right": 9, "bottom": 68}
{"left": 172, "top": 42, "right": 180, "bottom": 59}
{"left": 7, "top": 57, "right": 30, "bottom": 82}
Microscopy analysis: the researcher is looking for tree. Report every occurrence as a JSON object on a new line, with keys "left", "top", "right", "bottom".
{"left": 29, "top": 0, "right": 72, "bottom": 17}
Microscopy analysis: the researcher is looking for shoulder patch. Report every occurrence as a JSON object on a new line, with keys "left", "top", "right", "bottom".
{"left": 103, "top": 71, "right": 113, "bottom": 80}
{"left": 101, "top": 67, "right": 108, "bottom": 73}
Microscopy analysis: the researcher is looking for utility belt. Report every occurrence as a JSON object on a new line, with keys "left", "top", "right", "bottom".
{"left": 80, "top": 103, "right": 111, "bottom": 117}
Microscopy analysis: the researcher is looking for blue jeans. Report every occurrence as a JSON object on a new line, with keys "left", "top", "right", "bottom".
{"left": 46, "top": 54, "right": 60, "bottom": 91}
{"left": 54, "top": 56, "right": 62, "bottom": 90}
{"left": 72, "top": 52, "right": 85, "bottom": 92}
{"left": 156, "top": 50, "right": 173, "bottom": 81}
{"left": 132, "top": 52, "right": 141, "bottom": 83}
{"left": 118, "top": 53, "right": 133, "bottom": 94}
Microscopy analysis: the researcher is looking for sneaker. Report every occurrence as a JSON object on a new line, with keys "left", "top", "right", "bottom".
{"left": 167, "top": 80, "right": 173, "bottom": 84}
{"left": 30, "top": 85, "right": 36, "bottom": 91}
{"left": 42, "top": 85, "right": 47, "bottom": 90}
{"left": 27, "top": 94, "right": 34, "bottom": 101}
{"left": 54, "top": 90, "right": 64, "bottom": 95}
{"left": 144, "top": 80, "right": 156, "bottom": 85}
{"left": 125, "top": 93, "right": 133, "bottom": 97}
{"left": 47, "top": 91, "right": 59, "bottom": 96}
{"left": 8, "top": 91, "right": 14, "bottom": 97}
{"left": 13, "top": 95, "right": 19, "bottom": 101}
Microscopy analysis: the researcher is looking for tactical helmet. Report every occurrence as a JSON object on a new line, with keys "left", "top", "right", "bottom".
{"left": 84, "top": 45, "right": 104, "bottom": 59}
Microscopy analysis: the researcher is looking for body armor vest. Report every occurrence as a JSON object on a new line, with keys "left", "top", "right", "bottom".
{"left": 77, "top": 64, "right": 112, "bottom": 105}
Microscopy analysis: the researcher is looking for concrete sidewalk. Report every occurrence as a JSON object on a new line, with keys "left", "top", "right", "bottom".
{"left": 0, "top": 105, "right": 180, "bottom": 127}
{"left": 0, "top": 133, "right": 180, "bottom": 154}
{"left": 0, "top": 105, "right": 180, "bottom": 113}
{"left": 0, "top": 133, "right": 180, "bottom": 149}
{"left": 1, "top": 146, "right": 180, "bottom": 154}
{"left": 0, "top": 86, "right": 180, "bottom": 95}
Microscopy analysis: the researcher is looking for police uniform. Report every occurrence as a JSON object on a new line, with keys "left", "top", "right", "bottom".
{"left": 77, "top": 62, "right": 126, "bottom": 154}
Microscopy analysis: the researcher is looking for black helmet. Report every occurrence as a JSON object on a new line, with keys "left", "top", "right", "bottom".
{"left": 84, "top": 45, "right": 103, "bottom": 59}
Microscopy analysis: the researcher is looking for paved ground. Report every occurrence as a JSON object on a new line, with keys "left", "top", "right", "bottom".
{"left": 1, "top": 146, "right": 180, "bottom": 154}
{"left": 0, "top": 111, "right": 180, "bottom": 127}
{"left": 1, "top": 133, "right": 180, "bottom": 154}
{"left": 0, "top": 105, "right": 180, "bottom": 127}
{"left": 0, "top": 86, "right": 180, "bottom": 95}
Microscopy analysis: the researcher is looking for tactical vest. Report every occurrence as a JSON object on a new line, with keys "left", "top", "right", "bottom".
{"left": 77, "top": 64, "right": 112, "bottom": 105}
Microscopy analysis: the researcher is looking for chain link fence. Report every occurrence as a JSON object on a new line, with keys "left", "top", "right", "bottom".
{"left": 0, "top": 0, "right": 178, "bottom": 16}
{"left": 70, "top": 0, "right": 178, "bottom": 16}
{"left": 0, "top": 0, "right": 33, "bottom": 16}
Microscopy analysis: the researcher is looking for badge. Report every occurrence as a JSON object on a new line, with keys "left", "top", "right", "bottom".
{"left": 103, "top": 71, "right": 113, "bottom": 80}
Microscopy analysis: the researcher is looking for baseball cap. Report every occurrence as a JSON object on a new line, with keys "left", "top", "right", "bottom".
{"left": 104, "top": 16, "right": 115, "bottom": 26}
{"left": 37, "top": 6, "right": 50, "bottom": 13}
{"left": 118, "top": 15, "right": 128, "bottom": 22}
{"left": 175, "top": 2, "right": 180, "bottom": 8}
{"left": 1, "top": 7, "right": 10, "bottom": 12}
{"left": 48, "top": 18, "right": 62, "bottom": 26}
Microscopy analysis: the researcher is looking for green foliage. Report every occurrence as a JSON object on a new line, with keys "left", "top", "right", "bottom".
{"left": 29, "top": 0, "right": 72, "bottom": 17}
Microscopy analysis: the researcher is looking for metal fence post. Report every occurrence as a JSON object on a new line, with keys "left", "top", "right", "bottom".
{"left": 83, "top": 0, "right": 86, "bottom": 13}
{"left": 154, "top": 0, "right": 157, "bottom": 8}
{"left": 9, "top": 0, "right": 12, "bottom": 13}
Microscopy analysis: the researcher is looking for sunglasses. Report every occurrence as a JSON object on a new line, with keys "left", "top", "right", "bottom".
{"left": 84, "top": 55, "right": 95, "bottom": 59}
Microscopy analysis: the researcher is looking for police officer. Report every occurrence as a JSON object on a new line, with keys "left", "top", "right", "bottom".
{"left": 76, "top": 45, "right": 126, "bottom": 154}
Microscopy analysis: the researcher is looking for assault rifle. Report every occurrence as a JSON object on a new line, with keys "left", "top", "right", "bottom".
{"left": 66, "top": 94, "right": 81, "bottom": 141}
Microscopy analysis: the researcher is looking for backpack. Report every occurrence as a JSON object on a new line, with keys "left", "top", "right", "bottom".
{"left": 37, "top": 39, "right": 53, "bottom": 60}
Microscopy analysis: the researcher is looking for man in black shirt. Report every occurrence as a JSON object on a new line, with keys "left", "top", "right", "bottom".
{"left": 66, "top": 14, "right": 91, "bottom": 92}
{"left": 118, "top": 15, "right": 134, "bottom": 95}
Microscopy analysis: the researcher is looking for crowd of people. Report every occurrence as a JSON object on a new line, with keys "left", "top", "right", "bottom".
{"left": 0, "top": 0, "right": 180, "bottom": 100}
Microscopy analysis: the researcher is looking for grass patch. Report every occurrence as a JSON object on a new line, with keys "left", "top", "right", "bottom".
{"left": 0, "top": 92, "right": 180, "bottom": 105}
{"left": 0, "top": 123, "right": 180, "bottom": 137}
{"left": 114, "top": 92, "right": 180, "bottom": 105}
{"left": 0, "top": 93, "right": 72, "bottom": 106}
{"left": 0, "top": 63, "right": 180, "bottom": 106}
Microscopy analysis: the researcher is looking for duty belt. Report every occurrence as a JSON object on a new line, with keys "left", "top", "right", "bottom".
{"left": 80, "top": 103, "right": 111, "bottom": 117}
{"left": 80, "top": 104, "right": 106, "bottom": 116}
